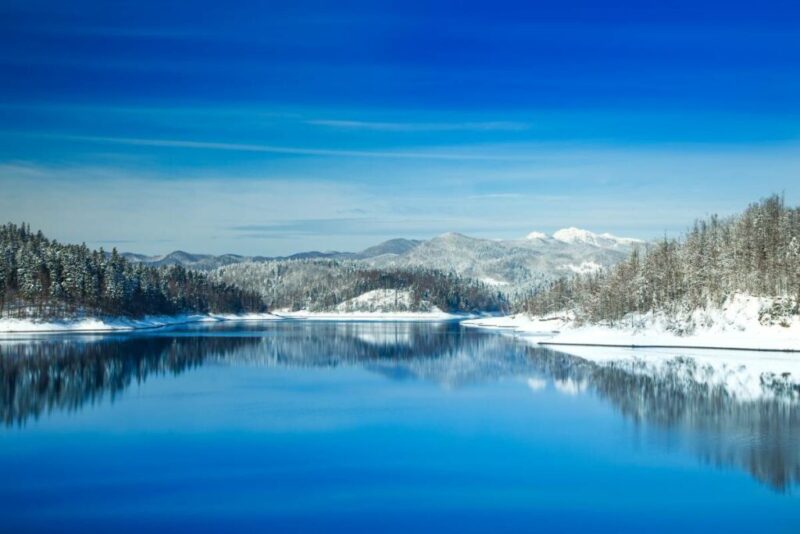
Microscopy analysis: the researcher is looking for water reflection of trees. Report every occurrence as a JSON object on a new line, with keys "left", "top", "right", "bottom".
{"left": 0, "top": 335, "right": 257, "bottom": 426}
{"left": 523, "top": 346, "right": 800, "bottom": 492}
{"left": 0, "top": 322, "right": 501, "bottom": 425}
{"left": 1, "top": 322, "right": 798, "bottom": 491}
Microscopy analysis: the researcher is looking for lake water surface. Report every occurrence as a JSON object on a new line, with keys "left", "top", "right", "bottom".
{"left": 1, "top": 321, "right": 799, "bottom": 532}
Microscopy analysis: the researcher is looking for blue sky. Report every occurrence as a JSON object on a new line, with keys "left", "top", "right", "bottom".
{"left": 1, "top": 0, "right": 799, "bottom": 255}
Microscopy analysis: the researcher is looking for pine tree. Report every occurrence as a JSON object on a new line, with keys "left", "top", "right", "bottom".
{"left": 517, "top": 195, "right": 800, "bottom": 326}
{"left": 0, "top": 223, "right": 265, "bottom": 319}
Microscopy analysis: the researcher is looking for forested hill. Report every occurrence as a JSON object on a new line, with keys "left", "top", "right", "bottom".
{"left": 0, "top": 223, "right": 265, "bottom": 319}
{"left": 519, "top": 195, "right": 800, "bottom": 324}
{"left": 211, "top": 260, "right": 507, "bottom": 314}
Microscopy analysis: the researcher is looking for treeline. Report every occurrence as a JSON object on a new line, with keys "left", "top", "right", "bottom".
{"left": 519, "top": 195, "right": 800, "bottom": 323}
{"left": 211, "top": 259, "right": 507, "bottom": 313}
{"left": 0, "top": 223, "right": 265, "bottom": 318}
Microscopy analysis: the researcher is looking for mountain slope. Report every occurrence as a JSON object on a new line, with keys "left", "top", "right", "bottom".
{"left": 125, "top": 229, "right": 642, "bottom": 288}
{"left": 355, "top": 238, "right": 422, "bottom": 259}
{"left": 364, "top": 230, "right": 641, "bottom": 288}
{"left": 122, "top": 250, "right": 354, "bottom": 270}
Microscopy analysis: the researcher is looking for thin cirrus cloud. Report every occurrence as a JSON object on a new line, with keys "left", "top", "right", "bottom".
{"left": 305, "top": 119, "right": 531, "bottom": 132}
{"left": 229, "top": 217, "right": 542, "bottom": 240}
{"left": 231, "top": 219, "right": 380, "bottom": 236}
{"left": 231, "top": 218, "right": 450, "bottom": 238}
{"left": 16, "top": 132, "right": 541, "bottom": 161}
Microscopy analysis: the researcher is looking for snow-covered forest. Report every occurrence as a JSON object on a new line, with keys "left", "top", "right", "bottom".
{"left": 210, "top": 259, "right": 507, "bottom": 313}
{"left": 0, "top": 223, "right": 265, "bottom": 318}
{"left": 6, "top": 194, "right": 797, "bottom": 323}
{"left": 519, "top": 195, "right": 800, "bottom": 325}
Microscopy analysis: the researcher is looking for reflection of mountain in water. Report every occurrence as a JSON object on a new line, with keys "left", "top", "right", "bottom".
{"left": 225, "top": 322, "right": 538, "bottom": 387}
{"left": 1, "top": 322, "right": 798, "bottom": 491}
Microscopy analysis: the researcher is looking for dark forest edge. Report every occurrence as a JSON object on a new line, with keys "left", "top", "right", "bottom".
{"left": 0, "top": 223, "right": 265, "bottom": 319}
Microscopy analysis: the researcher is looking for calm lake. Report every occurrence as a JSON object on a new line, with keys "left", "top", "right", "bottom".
{"left": 1, "top": 321, "right": 799, "bottom": 532}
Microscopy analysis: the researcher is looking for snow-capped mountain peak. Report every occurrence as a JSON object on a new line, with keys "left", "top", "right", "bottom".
{"left": 553, "top": 227, "right": 641, "bottom": 248}
{"left": 525, "top": 231, "right": 548, "bottom": 240}
{"left": 553, "top": 227, "right": 598, "bottom": 244}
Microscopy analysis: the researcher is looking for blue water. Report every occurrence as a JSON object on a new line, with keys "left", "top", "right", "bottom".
{"left": 1, "top": 321, "right": 798, "bottom": 532}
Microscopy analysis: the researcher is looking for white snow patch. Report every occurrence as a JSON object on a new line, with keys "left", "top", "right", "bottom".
{"left": 553, "top": 227, "right": 642, "bottom": 248}
{"left": 465, "top": 295, "right": 800, "bottom": 351}
{"left": 563, "top": 261, "right": 603, "bottom": 275}
{"left": 545, "top": 295, "right": 800, "bottom": 351}
{"left": 461, "top": 313, "right": 571, "bottom": 334}
{"left": 480, "top": 277, "right": 509, "bottom": 286}
{"left": 271, "top": 289, "right": 474, "bottom": 321}
{"left": 525, "top": 231, "right": 548, "bottom": 240}
{"left": 335, "top": 289, "right": 420, "bottom": 313}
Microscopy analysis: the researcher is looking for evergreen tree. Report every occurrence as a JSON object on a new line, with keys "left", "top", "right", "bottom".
{"left": 0, "top": 223, "right": 265, "bottom": 319}
{"left": 518, "top": 195, "right": 800, "bottom": 326}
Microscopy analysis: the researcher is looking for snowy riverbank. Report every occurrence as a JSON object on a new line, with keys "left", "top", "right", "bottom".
{"left": 272, "top": 310, "right": 475, "bottom": 321}
{"left": 0, "top": 312, "right": 282, "bottom": 334}
{"left": 463, "top": 295, "right": 800, "bottom": 351}
{"left": 271, "top": 289, "right": 480, "bottom": 321}
{"left": 0, "top": 308, "right": 472, "bottom": 333}
{"left": 462, "top": 295, "right": 800, "bottom": 399}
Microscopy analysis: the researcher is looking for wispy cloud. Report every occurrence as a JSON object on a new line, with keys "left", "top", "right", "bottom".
{"left": 12, "top": 132, "right": 539, "bottom": 161}
{"left": 231, "top": 219, "right": 374, "bottom": 237}
{"left": 306, "top": 119, "right": 530, "bottom": 132}
{"left": 4, "top": 139, "right": 800, "bottom": 255}
{"left": 231, "top": 218, "right": 459, "bottom": 238}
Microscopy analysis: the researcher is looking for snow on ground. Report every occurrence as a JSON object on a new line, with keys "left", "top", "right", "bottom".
{"left": 462, "top": 295, "right": 800, "bottom": 400}
{"left": 464, "top": 295, "right": 800, "bottom": 351}
{"left": 552, "top": 227, "right": 643, "bottom": 248}
{"left": 0, "top": 288, "right": 473, "bottom": 333}
{"left": 335, "top": 289, "right": 418, "bottom": 313}
{"left": 462, "top": 313, "right": 571, "bottom": 334}
{"left": 273, "top": 289, "right": 475, "bottom": 321}
{"left": 0, "top": 313, "right": 280, "bottom": 334}
{"left": 544, "top": 295, "right": 800, "bottom": 351}
{"left": 525, "top": 231, "right": 548, "bottom": 240}
{"left": 273, "top": 309, "right": 470, "bottom": 321}
{"left": 562, "top": 261, "right": 603, "bottom": 275}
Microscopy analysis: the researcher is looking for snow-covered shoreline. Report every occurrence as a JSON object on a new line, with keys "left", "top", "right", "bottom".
{"left": 462, "top": 296, "right": 800, "bottom": 400}
{"left": 462, "top": 295, "right": 800, "bottom": 352}
{"left": 0, "top": 312, "right": 282, "bottom": 334}
{"left": 272, "top": 290, "right": 480, "bottom": 321}
{"left": 0, "top": 309, "right": 473, "bottom": 334}
{"left": 272, "top": 310, "right": 475, "bottom": 322}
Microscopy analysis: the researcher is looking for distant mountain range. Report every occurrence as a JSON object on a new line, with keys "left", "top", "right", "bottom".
{"left": 122, "top": 250, "right": 342, "bottom": 270}
{"left": 363, "top": 229, "right": 642, "bottom": 287}
{"left": 121, "top": 238, "right": 424, "bottom": 270}
{"left": 123, "top": 229, "right": 642, "bottom": 288}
